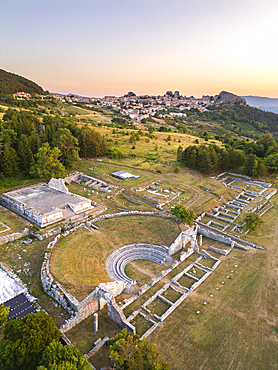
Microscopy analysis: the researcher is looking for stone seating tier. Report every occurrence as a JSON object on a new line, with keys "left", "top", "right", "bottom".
{"left": 106, "top": 244, "right": 169, "bottom": 284}
{"left": 110, "top": 250, "right": 167, "bottom": 284}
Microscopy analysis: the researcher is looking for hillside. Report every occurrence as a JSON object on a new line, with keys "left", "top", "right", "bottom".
{"left": 0, "top": 69, "right": 45, "bottom": 95}
{"left": 242, "top": 95, "right": 278, "bottom": 114}
{"left": 187, "top": 103, "right": 278, "bottom": 141}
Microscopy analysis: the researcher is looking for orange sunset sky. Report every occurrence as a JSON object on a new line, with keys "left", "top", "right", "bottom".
{"left": 1, "top": 0, "right": 278, "bottom": 97}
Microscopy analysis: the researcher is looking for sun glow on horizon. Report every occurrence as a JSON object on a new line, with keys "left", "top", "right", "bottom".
{"left": 1, "top": 0, "right": 278, "bottom": 98}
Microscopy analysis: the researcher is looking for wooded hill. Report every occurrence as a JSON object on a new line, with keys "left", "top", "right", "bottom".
{"left": 183, "top": 103, "right": 278, "bottom": 141}
{"left": 0, "top": 69, "right": 45, "bottom": 95}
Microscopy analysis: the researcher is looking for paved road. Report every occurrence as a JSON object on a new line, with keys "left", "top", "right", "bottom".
{"left": 86, "top": 160, "right": 200, "bottom": 208}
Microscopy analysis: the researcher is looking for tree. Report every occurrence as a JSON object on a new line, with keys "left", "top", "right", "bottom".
{"left": 244, "top": 213, "right": 263, "bottom": 231}
{"left": 256, "top": 134, "right": 276, "bottom": 156}
{"left": 129, "top": 133, "right": 136, "bottom": 143}
{"left": 0, "top": 304, "right": 9, "bottom": 327}
{"left": 0, "top": 312, "right": 60, "bottom": 370}
{"left": 18, "top": 134, "right": 34, "bottom": 175}
{"left": 188, "top": 147, "right": 197, "bottom": 168}
{"left": 243, "top": 154, "right": 266, "bottom": 178}
{"left": 78, "top": 126, "right": 107, "bottom": 158}
{"left": 177, "top": 145, "right": 183, "bottom": 161}
{"left": 106, "top": 147, "right": 124, "bottom": 159}
{"left": 229, "top": 148, "right": 245, "bottom": 169}
{"left": 109, "top": 329, "right": 169, "bottom": 370}
{"left": 38, "top": 340, "right": 90, "bottom": 370}
{"left": 264, "top": 153, "right": 278, "bottom": 173}
{"left": 1, "top": 141, "right": 19, "bottom": 177}
{"left": 218, "top": 149, "right": 230, "bottom": 170}
{"left": 171, "top": 204, "right": 195, "bottom": 224}
{"left": 198, "top": 146, "right": 212, "bottom": 174}
{"left": 30, "top": 143, "right": 65, "bottom": 181}
{"left": 52, "top": 128, "right": 79, "bottom": 169}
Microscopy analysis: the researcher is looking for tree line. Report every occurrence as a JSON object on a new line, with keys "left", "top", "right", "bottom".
{"left": 0, "top": 109, "right": 107, "bottom": 181}
{"left": 0, "top": 69, "right": 45, "bottom": 95}
{"left": 178, "top": 134, "right": 278, "bottom": 177}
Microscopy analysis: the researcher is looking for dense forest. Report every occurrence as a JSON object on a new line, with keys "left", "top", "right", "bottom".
{"left": 0, "top": 69, "right": 45, "bottom": 95}
{"left": 0, "top": 109, "right": 107, "bottom": 181}
{"left": 178, "top": 134, "right": 278, "bottom": 177}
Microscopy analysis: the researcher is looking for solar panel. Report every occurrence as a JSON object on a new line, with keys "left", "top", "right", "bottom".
{"left": 4, "top": 293, "right": 37, "bottom": 320}
{"left": 17, "top": 307, "right": 36, "bottom": 319}
{"left": 4, "top": 292, "right": 26, "bottom": 308}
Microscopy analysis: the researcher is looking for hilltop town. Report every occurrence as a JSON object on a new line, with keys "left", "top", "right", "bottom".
{"left": 39, "top": 90, "right": 246, "bottom": 121}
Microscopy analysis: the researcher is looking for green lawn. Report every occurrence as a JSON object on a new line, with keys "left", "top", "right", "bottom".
{"left": 148, "top": 196, "right": 278, "bottom": 370}
{"left": 50, "top": 215, "right": 180, "bottom": 300}
{"left": 0, "top": 205, "right": 31, "bottom": 235}
{"left": 0, "top": 236, "right": 70, "bottom": 327}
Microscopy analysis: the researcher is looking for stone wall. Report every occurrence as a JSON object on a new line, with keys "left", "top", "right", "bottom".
{"left": 60, "top": 297, "right": 99, "bottom": 333}
{"left": 0, "top": 193, "right": 43, "bottom": 226}
{"left": 68, "top": 200, "right": 92, "bottom": 214}
{"left": 168, "top": 226, "right": 195, "bottom": 255}
{"left": 48, "top": 178, "right": 68, "bottom": 193}
{"left": 265, "top": 189, "right": 277, "bottom": 200}
{"left": 209, "top": 246, "right": 230, "bottom": 255}
{"left": 133, "top": 254, "right": 221, "bottom": 340}
{"left": 0, "top": 228, "right": 30, "bottom": 246}
{"left": 84, "top": 337, "right": 110, "bottom": 360}
{"left": 120, "top": 259, "right": 187, "bottom": 310}
{"left": 216, "top": 172, "right": 271, "bottom": 188}
{"left": 107, "top": 298, "right": 136, "bottom": 333}
{"left": 64, "top": 172, "right": 117, "bottom": 192}
{"left": 41, "top": 227, "right": 128, "bottom": 333}
{"left": 87, "top": 210, "right": 181, "bottom": 226}
{"left": 197, "top": 226, "right": 250, "bottom": 250}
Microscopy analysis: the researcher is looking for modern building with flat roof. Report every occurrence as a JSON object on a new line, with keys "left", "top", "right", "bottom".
{"left": 111, "top": 170, "right": 140, "bottom": 180}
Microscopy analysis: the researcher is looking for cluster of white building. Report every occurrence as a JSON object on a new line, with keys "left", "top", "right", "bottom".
{"left": 13, "top": 90, "right": 215, "bottom": 121}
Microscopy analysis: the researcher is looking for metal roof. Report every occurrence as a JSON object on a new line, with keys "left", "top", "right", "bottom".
{"left": 112, "top": 170, "right": 139, "bottom": 180}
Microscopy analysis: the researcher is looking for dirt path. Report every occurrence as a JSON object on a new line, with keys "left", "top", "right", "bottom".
{"left": 129, "top": 261, "right": 170, "bottom": 284}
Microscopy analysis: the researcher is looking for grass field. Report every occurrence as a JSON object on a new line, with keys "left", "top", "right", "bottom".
{"left": 63, "top": 105, "right": 96, "bottom": 116}
{"left": 75, "top": 124, "right": 222, "bottom": 175}
{"left": 75, "top": 159, "right": 237, "bottom": 217}
{"left": 0, "top": 205, "right": 31, "bottom": 235}
{"left": 50, "top": 215, "right": 180, "bottom": 300}
{"left": 0, "top": 236, "right": 70, "bottom": 332}
{"left": 147, "top": 195, "right": 278, "bottom": 370}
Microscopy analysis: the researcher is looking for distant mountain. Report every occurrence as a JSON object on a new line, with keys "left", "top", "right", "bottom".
{"left": 242, "top": 95, "right": 278, "bottom": 114}
{"left": 0, "top": 69, "right": 45, "bottom": 95}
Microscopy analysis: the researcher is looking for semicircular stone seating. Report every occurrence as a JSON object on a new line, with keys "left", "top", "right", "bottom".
{"left": 105, "top": 244, "right": 169, "bottom": 285}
